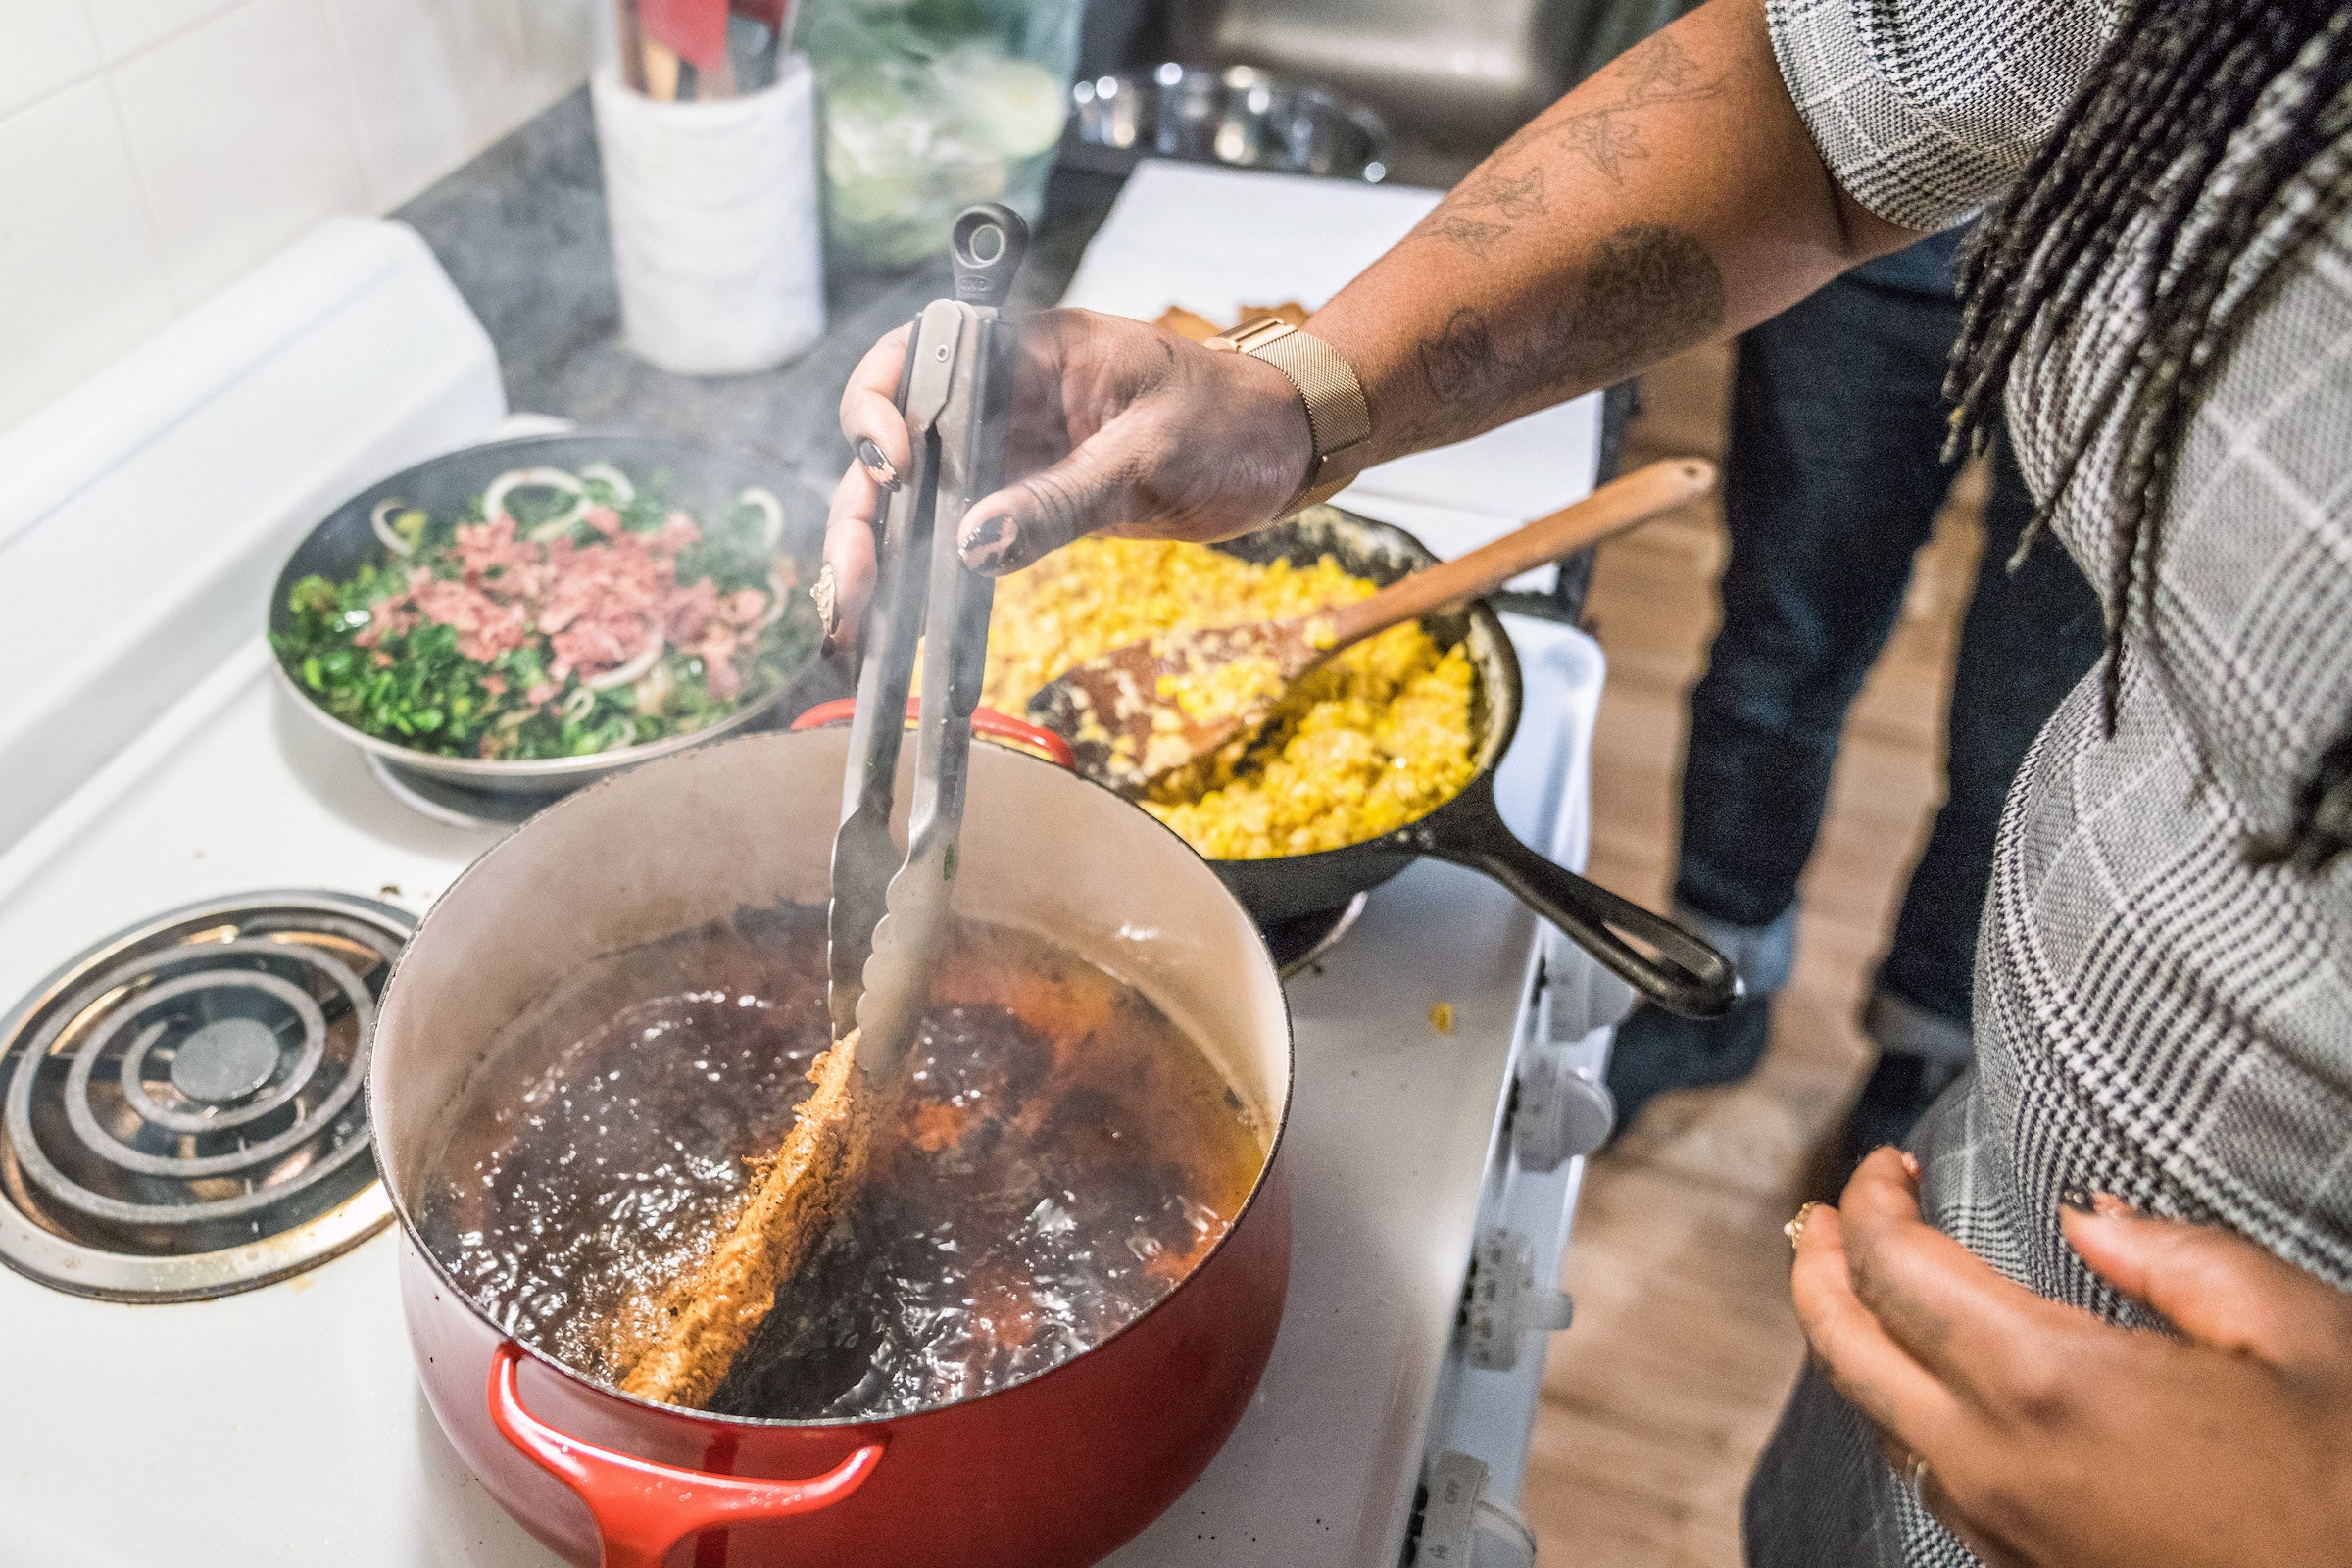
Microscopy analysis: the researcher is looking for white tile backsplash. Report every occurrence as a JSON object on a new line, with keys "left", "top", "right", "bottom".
{"left": 326, "top": 0, "right": 593, "bottom": 210}
{"left": 112, "top": 0, "right": 371, "bottom": 303}
{"left": 1, "top": 0, "right": 103, "bottom": 118}
{"left": 503, "top": 0, "right": 597, "bottom": 122}
{"left": 324, "top": 0, "right": 507, "bottom": 209}
{"left": 0, "top": 80, "right": 176, "bottom": 431}
{"left": 85, "top": 0, "right": 244, "bottom": 61}
{"left": 0, "top": 0, "right": 590, "bottom": 432}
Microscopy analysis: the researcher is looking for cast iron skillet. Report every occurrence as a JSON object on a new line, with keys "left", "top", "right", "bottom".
{"left": 1199, "top": 507, "right": 1740, "bottom": 1019}
{"left": 268, "top": 432, "right": 833, "bottom": 795}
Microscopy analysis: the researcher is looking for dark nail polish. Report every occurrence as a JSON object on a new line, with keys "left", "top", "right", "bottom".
{"left": 2058, "top": 1184, "right": 2095, "bottom": 1214}
{"left": 959, "top": 513, "right": 1015, "bottom": 569}
{"left": 856, "top": 438, "right": 900, "bottom": 491}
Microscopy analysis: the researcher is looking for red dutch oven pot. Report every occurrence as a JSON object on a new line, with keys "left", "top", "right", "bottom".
{"left": 370, "top": 710, "right": 1295, "bottom": 1568}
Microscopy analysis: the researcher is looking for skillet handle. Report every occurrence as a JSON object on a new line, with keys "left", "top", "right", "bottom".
{"left": 486, "top": 1343, "right": 884, "bottom": 1568}
{"left": 1415, "top": 819, "right": 1740, "bottom": 1020}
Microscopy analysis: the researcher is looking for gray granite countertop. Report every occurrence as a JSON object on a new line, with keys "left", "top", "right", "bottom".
{"left": 395, "top": 89, "right": 1120, "bottom": 491}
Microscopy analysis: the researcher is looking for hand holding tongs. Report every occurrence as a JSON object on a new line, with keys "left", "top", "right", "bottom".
{"left": 828, "top": 204, "right": 1029, "bottom": 1077}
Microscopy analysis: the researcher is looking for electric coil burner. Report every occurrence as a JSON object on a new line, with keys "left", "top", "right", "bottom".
{"left": 0, "top": 892, "right": 413, "bottom": 1301}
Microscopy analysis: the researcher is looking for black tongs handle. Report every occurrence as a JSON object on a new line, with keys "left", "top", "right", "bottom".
{"left": 952, "top": 203, "right": 1029, "bottom": 309}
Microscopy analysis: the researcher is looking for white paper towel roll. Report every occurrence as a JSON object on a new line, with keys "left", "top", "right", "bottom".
{"left": 592, "top": 61, "right": 826, "bottom": 375}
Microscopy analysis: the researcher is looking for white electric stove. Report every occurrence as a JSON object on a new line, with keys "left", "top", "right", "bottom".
{"left": 0, "top": 217, "right": 1623, "bottom": 1568}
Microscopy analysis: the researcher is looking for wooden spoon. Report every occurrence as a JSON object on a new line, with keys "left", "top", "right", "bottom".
{"left": 1026, "top": 457, "right": 1716, "bottom": 794}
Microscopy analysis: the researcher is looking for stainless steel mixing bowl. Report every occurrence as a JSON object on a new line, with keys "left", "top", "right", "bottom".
{"left": 1070, "top": 64, "right": 1390, "bottom": 183}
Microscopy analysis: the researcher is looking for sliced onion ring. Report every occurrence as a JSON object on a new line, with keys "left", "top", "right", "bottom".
{"left": 583, "top": 635, "right": 665, "bottom": 692}
{"left": 560, "top": 685, "right": 597, "bottom": 723}
{"left": 738, "top": 486, "right": 786, "bottom": 550}
{"left": 370, "top": 498, "right": 416, "bottom": 556}
{"left": 633, "top": 661, "right": 675, "bottom": 716}
{"left": 483, "top": 466, "right": 588, "bottom": 540}
{"left": 578, "top": 462, "right": 636, "bottom": 504}
{"left": 759, "top": 563, "right": 791, "bottom": 628}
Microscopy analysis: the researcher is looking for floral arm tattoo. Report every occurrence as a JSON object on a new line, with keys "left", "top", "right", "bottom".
{"left": 1399, "top": 31, "right": 1730, "bottom": 426}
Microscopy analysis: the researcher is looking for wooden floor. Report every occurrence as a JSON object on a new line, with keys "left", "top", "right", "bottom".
{"left": 1518, "top": 343, "right": 1991, "bottom": 1565}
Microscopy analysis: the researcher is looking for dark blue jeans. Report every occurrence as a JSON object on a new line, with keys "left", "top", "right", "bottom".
{"left": 1674, "top": 237, "right": 2102, "bottom": 1054}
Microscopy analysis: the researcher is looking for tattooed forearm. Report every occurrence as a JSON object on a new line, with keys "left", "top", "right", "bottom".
{"left": 1431, "top": 215, "right": 1510, "bottom": 259}
{"left": 1315, "top": 0, "right": 1883, "bottom": 466}
{"left": 1417, "top": 308, "right": 1504, "bottom": 403}
{"left": 1562, "top": 222, "right": 1727, "bottom": 382}
{"left": 1412, "top": 32, "right": 1724, "bottom": 262}
{"left": 1411, "top": 224, "right": 1725, "bottom": 417}
{"left": 1455, "top": 166, "right": 1547, "bottom": 220}
{"left": 1534, "top": 33, "right": 1724, "bottom": 183}
{"left": 1416, "top": 167, "right": 1548, "bottom": 258}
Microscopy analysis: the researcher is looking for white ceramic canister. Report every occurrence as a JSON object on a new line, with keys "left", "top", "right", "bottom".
{"left": 591, "top": 59, "right": 826, "bottom": 375}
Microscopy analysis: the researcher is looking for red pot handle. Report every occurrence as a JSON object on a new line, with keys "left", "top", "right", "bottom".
{"left": 486, "top": 1343, "right": 884, "bottom": 1568}
{"left": 791, "top": 697, "right": 1076, "bottom": 772}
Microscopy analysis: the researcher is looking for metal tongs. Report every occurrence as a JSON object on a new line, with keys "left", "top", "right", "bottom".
{"left": 827, "top": 203, "right": 1030, "bottom": 1076}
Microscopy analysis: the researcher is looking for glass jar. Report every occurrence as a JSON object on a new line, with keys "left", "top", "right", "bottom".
{"left": 804, "top": 0, "right": 1084, "bottom": 270}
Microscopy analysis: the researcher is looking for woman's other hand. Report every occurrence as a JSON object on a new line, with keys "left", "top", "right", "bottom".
{"left": 1791, "top": 1147, "right": 2352, "bottom": 1568}
{"left": 820, "top": 307, "right": 1311, "bottom": 649}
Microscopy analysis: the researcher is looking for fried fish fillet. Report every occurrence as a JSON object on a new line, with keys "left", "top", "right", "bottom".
{"left": 615, "top": 1032, "right": 874, "bottom": 1408}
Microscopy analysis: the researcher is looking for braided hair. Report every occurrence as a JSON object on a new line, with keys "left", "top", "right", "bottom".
{"left": 1946, "top": 0, "right": 2352, "bottom": 870}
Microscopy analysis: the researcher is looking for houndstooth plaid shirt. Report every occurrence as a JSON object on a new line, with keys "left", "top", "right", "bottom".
{"left": 1747, "top": 2, "right": 2352, "bottom": 1564}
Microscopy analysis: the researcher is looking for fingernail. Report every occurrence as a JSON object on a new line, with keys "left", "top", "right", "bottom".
{"left": 1898, "top": 1151, "right": 1921, "bottom": 1180}
{"left": 856, "top": 438, "right": 900, "bottom": 491}
{"left": 958, "top": 513, "right": 1016, "bottom": 572}
{"left": 2058, "top": 1184, "right": 2096, "bottom": 1214}
{"left": 810, "top": 563, "right": 839, "bottom": 640}
{"left": 2089, "top": 1191, "right": 2135, "bottom": 1218}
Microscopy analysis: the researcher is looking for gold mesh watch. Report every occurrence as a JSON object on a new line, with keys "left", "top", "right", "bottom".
{"left": 1205, "top": 317, "right": 1373, "bottom": 516}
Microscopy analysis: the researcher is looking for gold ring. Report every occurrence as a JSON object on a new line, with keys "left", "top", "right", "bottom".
{"left": 810, "top": 563, "right": 839, "bottom": 639}
{"left": 1784, "top": 1200, "right": 1822, "bottom": 1250}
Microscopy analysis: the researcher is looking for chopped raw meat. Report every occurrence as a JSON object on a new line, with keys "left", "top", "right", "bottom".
{"left": 410, "top": 578, "right": 532, "bottom": 662}
{"left": 664, "top": 578, "right": 721, "bottom": 643}
{"left": 696, "top": 627, "right": 744, "bottom": 700}
{"left": 364, "top": 517, "right": 762, "bottom": 689}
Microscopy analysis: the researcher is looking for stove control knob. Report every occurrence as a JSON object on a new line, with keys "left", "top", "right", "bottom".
{"left": 1513, "top": 1054, "right": 1615, "bottom": 1173}
{"left": 1464, "top": 1229, "right": 1576, "bottom": 1373}
{"left": 1414, "top": 1452, "right": 1539, "bottom": 1568}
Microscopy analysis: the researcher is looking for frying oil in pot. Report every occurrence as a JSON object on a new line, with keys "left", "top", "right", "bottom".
{"left": 416, "top": 905, "right": 1266, "bottom": 1419}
